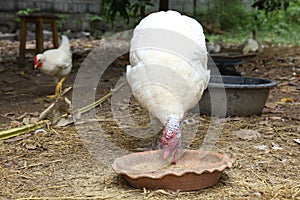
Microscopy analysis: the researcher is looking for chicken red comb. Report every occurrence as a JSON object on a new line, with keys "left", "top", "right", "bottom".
{"left": 34, "top": 55, "right": 37, "bottom": 64}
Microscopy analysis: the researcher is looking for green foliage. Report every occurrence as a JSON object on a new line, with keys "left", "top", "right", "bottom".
{"left": 57, "top": 14, "right": 69, "bottom": 30}
{"left": 88, "top": 14, "right": 105, "bottom": 38}
{"left": 197, "top": 0, "right": 254, "bottom": 31}
{"left": 101, "top": 0, "right": 153, "bottom": 27}
{"left": 88, "top": 14, "right": 104, "bottom": 23}
{"left": 15, "top": 8, "right": 40, "bottom": 22}
{"left": 130, "top": 0, "right": 153, "bottom": 19}
{"left": 102, "top": 0, "right": 131, "bottom": 25}
{"left": 252, "top": 0, "right": 290, "bottom": 15}
{"left": 283, "top": 2, "right": 300, "bottom": 23}
{"left": 219, "top": 2, "right": 253, "bottom": 31}
{"left": 96, "top": 0, "right": 299, "bottom": 45}
{"left": 202, "top": 0, "right": 300, "bottom": 45}
{"left": 254, "top": 1, "right": 300, "bottom": 45}
{"left": 17, "top": 8, "right": 40, "bottom": 16}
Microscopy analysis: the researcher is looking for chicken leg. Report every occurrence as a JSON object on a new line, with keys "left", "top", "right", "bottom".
{"left": 47, "top": 76, "right": 66, "bottom": 99}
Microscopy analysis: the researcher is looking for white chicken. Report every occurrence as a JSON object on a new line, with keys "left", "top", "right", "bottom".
{"left": 34, "top": 35, "right": 72, "bottom": 98}
{"left": 206, "top": 39, "right": 221, "bottom": 54}
{"left": 126, "top": 10, "right": 210, "bottom": 163}
{"left": 242, "top": 38, "right": 259, "bottom": 54}
{"left": 242, "top": 30, "right": 260, "bottom": 54}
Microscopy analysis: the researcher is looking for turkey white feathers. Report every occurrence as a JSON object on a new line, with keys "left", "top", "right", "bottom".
{"left": 126, "top": 10, "right": 210, "bottom": 163}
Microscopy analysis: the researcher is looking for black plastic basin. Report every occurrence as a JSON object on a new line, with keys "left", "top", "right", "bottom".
{"left": 199, "top": 75, "right": 277, "bottom": 117}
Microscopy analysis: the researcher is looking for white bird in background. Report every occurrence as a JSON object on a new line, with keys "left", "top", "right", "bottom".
{"left": 126, "top": 10, "right": 210, "bottom": 164}
{"left": 242, "top": 38, "right": 259, "bottom": 54}
{"left": 34, "top": 35, "right": 72, "bottom": 98}
{"left": 242, "top": 30, "right": 260, "bottom": 54}
{"left": 206, "top": 39, "right": 221, "bottom": 54}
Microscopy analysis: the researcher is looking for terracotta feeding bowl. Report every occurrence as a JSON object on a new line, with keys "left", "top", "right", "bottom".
{"left": 112, "top": 150, "right": 233, "bottom": 191}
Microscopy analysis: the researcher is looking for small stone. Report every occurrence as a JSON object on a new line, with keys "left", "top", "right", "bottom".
{"left": 252, "top": 191, "right": 262, "bottom": 198}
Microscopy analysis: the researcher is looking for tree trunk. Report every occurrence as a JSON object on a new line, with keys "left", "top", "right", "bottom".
{"left": 193, "top": 0, "right": 197, "bottom": 16}
{"left": 159, "top": 0, "right": 169, "bottom": 11}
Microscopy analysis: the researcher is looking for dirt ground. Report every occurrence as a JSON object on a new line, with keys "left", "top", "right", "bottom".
{"left": 0, "top": 38, "right": 299, "bottom": 200}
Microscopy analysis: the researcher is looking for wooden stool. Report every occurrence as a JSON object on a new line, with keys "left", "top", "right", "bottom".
{"left": 18, "top": 14, "right": 59, "bottom": 67}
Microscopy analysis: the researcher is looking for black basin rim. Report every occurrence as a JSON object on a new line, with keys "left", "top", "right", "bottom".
{"left": 207, "top": 75, "right": 277, "bottom": 89}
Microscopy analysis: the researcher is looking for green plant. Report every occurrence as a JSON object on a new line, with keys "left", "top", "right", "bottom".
{"left": 219, "top": 2, "right": 253, "bottom": 31}
{"left": 102, "top": 0, "right": 131, "bottom": 26}
{"left": 252, "top": 0, "right": 290, "bottom": 15}
{"left": 200, "top": 0, "right": 300, "bottom": 46}
{"left": 101, "top": 0, "right": 153, "bottom": 27}
{"left": 16, "top": 8, "right": 40, "bottom": 22}
{"left": 88, "top": 14, "right": 104, "bottom": 23}
{"left": 57, "top": 14, "right": 69, "bottom": 31}
{"left": 88, "top": 14, "right": 105, "bottom": 37}
{"left": 130, "top": 0, "right": 153, "bottom": 19}
{"left": 17, "top": 8, "right": 40, "bottom": 16}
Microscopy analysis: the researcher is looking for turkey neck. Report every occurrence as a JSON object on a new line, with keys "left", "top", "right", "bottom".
{"left": 164, "top": 114, "right": 181, "bottom": 136}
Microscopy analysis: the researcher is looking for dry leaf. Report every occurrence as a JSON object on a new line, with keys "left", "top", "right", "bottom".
{"left": 279, "top": 98, "right": 294, "bottom": 103}
{"left": 155, "top": 189, "right": 170, "bottom": 195}
{"left": 234, "top": 129, "right": 261, "bottom": 141}
{"left": 18, "top": 71, "right": 26, "bottom": 76}
{"left": 254, "top": 145, "right": 268, "bottom": 150}
{"left": 26, "top": 144, "right": 37, "bottom": 150}
{"left": 271, "top": 143, "right": 283, "bottom": 150}
{"left": 294, "top": 139, "right": 300, "bottom": 145}
{"left": 269, "top": 116, "right": 284, "bottom": 120}
{"left": 265, "top": 102, "right": 277, "bottom": 109}
{"left": 52, "top": 110, "right": 61, "bottom": 125}
{"left": 55, "top": 117, "right": 74, "bottom": 127}
{"left": 10, "top": 120, "right": 22, "bottom": 128}
{"left": 22, "top": 117, "right": 30, "bottom": 125}
{"left": 280, "top": 86, "right": 292, "bottom": 93}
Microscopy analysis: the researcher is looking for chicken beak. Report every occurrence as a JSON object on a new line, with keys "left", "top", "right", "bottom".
{"left": 34, "top": 64, "right": 38, "bottom": 69}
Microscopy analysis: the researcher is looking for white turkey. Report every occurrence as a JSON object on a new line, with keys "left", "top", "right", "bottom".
{"left": 126, "top": 10, "right": 210, "bottom": 163}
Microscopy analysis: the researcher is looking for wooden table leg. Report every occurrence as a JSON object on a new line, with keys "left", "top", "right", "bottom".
{"left": 19, "top": 18, "right": 27, "bottom": 67}
{"left": 52, "top": 20, "right": 59, "bottom": 48}
{"left": 36, "top": 18, "right": 44, "bottom": 54}
{"left": 18, "top": 16, "right": 59, "bottom": 67}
